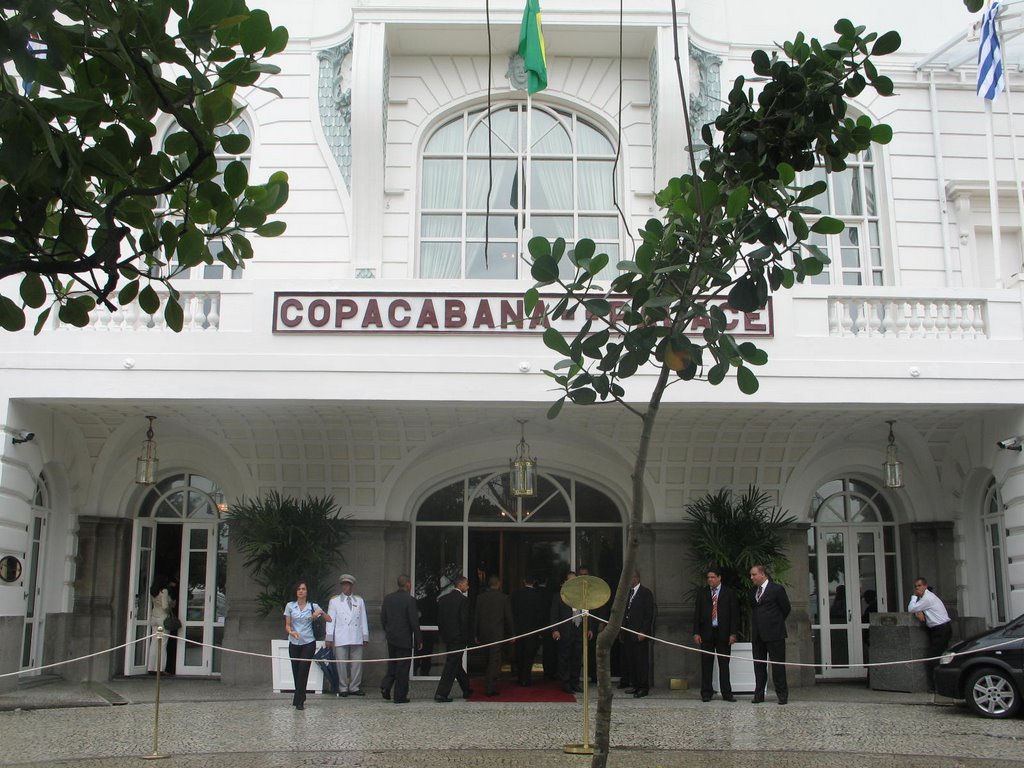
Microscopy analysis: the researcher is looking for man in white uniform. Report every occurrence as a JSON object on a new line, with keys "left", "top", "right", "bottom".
{"left": 326, "top": 574, "right": 369, "bottom": 696}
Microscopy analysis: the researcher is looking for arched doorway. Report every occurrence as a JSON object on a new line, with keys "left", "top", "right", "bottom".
{"left": 412, "top": 470, "right": 623, "bottom": 678}
{"left": 124, "top": 473, "right": 228, "bottom": 676}
{"left": 808, "top": 477, "right": 900, "bottom": 678}
{"left": 981, "top": 478, "right": 1009, "bottom": 625}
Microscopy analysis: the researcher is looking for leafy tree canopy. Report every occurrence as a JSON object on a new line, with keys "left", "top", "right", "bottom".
{"left": 0, "top": 0, "right": 289, "bottom": 333}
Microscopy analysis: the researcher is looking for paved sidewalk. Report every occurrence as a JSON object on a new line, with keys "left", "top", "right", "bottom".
{"left": 1, "top": 677, "right": 1020, "bottom": 767}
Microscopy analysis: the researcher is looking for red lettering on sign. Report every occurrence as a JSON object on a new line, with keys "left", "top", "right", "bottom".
{"left": 744, "top": 311, "right": 766, "bottom": 332}
{"left": 417, "top": 299, "right": 439, "bottom": 328}
{"left": 691, "top": 314, "right": 711, "bottom": 331}
{"left": 389, "top": 299, "right": 411, "bottom": 328}
{"left": 445, "top": 300, "right": 467, "bottom": 328}
{"left": 474, "top": 301, "right": 495, "bottom": 328}
{"left": 280, "top": 299, "right": 303, "bottom": 328}
{"left": 529, "top": 301, "right": 550, "bottom": 329}
{"left": 335, "top": 299, "right": 357, "bottom": 328}
{"left": 362, "top": 299, "right": 383, "bottom": 328}
{"left": 501, "top": 300, "right": 523, "bottom": 329}
{"left": 308, "top": 299, "right": 330, "bottom": 328}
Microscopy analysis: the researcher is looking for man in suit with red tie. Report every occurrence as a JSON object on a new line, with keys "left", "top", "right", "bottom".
{"left": 622, "top": 570, "right": 655, "bottom": 698}
{"left": 749, "top": 564, "right": 791, "bottom": 704}
{"left": 692, "top": 566, "right": 739, "bottom": 702}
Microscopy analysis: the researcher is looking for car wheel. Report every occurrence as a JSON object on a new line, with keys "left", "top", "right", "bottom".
{"left": 964, "top": 667, "right": 1021, "bottom": 719}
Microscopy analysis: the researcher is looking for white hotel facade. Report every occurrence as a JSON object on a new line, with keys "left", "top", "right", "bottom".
{"left": 1, "top": 0, "right": 1023, "bottom": 688}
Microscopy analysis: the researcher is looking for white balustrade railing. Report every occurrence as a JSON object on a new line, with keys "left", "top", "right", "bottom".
{"left": 56, "top": 292, "right": 221, "bottom": 331}
{"left": 828, "top": 296, "right": 988, "bottom": 339}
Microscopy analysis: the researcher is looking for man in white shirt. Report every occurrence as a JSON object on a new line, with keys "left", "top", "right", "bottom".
{"left": 326, "top": 574, "right": 369, "bottom": 696}
{"left": 907, "top": 576, "right": 952, "bottom": 692}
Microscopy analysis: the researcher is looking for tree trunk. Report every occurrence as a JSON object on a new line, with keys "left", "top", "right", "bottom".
{"left": 590, "top": 366, "right": 670, "bottom": 768}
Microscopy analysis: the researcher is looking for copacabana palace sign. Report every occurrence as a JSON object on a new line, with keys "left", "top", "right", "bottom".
{"left": 272, "top": 292, "right": 773, "bottom": 336}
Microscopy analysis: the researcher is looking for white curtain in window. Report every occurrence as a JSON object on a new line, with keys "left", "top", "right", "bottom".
{"left": 421, "top": 243, "right": 461, "bottom": 278}
{"left": 532, "top": 160, "right": 572, "bottom": 209}
{"left": 578, "top": 161, "right": 614, "bottom": 210}
{"left": 423, "top": 159, "right": 463, "bottom": 209}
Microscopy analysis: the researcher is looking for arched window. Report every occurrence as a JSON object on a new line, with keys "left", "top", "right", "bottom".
{"left": 157, "top": 114, "right": 253, "bottom": 281}
{"left": 419, "top": 103, "right": 621, "bottom": 280}
{"left": 981, "top": 478, "right": 1009, "bottom": 624}
{"left": 807, "top": 477, "right": 898, "bottom": 677}
{"left": 138, "top": 472, "right": 224, "bottom": 519}
{"left": 801, "top": 143, "right": 886, "bottom": 286}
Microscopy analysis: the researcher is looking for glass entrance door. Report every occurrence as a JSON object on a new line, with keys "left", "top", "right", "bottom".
{"left": 811, "top": 526, "right": 889, "bottom": 678}
{"left": 176, "top": 522, "right": 227, "bottom": 675}
{"left": 20, "top": 513, "right": 48, "bottom": 675}
{"left": 125, "top": 520, "right": 157, "bottom": 676}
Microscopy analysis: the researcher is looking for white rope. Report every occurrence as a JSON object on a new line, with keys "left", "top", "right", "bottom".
{"left": 4, "top": 615, "right": 1014, "bottom": 679}
{"left": 0, "top": 633, "right": 153, "bottom": 678}
{"left": 180, "top": 616, "right": 582, "bottom": 664}
{"left": 588, "top": 614, "right": 1022, "bottom": 670}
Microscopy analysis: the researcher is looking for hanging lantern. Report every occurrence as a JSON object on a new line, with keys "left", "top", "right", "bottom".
{"left": 510, "top": 418, "right": 537, "bottom": 497}
{"left": 883, "top": 420, "right": 904, "bottom": 489}
{"left": 135, "top": 416, "right": 159, "bottom": 485}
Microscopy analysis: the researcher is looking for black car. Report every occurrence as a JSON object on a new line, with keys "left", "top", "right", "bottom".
{"left": 934, "top": 613, "right": 1024, "bottom": 718}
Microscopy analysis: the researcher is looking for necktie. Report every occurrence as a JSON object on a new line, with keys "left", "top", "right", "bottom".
{"left": 756, "top": 585, "right": 764, "bottom": 603}
{"left": 347, "top": 596, "right": 353, "bottom": 609}
{"left": 627, "top": 587, "right": 636, "bottom": 610}
{"left": 711, "top": 589, "right": 718, "bottom": 622}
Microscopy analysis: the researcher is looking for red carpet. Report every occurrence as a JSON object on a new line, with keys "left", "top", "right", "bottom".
{"left": 466, "top": 677, "right": 576, "bottom": 702}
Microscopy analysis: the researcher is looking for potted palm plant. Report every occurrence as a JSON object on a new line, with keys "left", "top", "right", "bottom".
{"left": 228, "top": 492, "right": 351, "bottom": 616}
{"left": 685, "top": 485, "right": 796, "bottom": 692}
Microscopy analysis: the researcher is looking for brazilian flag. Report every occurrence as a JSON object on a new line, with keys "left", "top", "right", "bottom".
{"left": 518, "top": 0, "right": 547, "bottom": 94}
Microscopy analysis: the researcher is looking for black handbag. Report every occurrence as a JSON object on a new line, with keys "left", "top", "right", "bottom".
{"left": 162, "top": 613, "right": 182, "bottom": 633}
{"left": 311, "top": 604, "right": 326, "bottom": 641}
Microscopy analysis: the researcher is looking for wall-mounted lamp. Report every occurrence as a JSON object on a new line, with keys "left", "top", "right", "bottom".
{"left": 135, "top": 416, "right": 159, "bottom": 485}
{"left": 883, "top": 420, "right": 904, "bottom": 489}
{"left": 509, "top": 418, "right": 537, "bottom": 497}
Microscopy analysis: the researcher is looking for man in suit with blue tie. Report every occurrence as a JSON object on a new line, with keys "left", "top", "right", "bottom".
{"left": 750, "top": 564, "right": 791, "bottom": 704}
{"left": 692, "top": 566, "right": 739, "bottom": 702}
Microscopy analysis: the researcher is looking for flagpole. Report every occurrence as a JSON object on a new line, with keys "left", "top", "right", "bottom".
{"left": 998, "top": 19, "right": 1024, "bottom": 275}
{"left": 985, "top": 99, "right": 1002, "bottom": 286}
{"left": 525, "top": 90, "right": 533, "bottom": 243}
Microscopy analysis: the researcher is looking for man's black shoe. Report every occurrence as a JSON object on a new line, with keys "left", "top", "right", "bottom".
{"left": 751, "top": 695, "right": 765, "bottom": 703}
{"left": 394, "top": 697, "right": 410, "bottom": 704}
{"left": 349, "top": 689, "right": 365, "bottom": 696}
{"left": 380, "top": 688, "right": 391, "bottom": 700}
{"left": 434, "top": 695, "right": 453, "bottom": 703}
{"left": 701, "top": 695, "right": 712, "bottom": 702}
{"left": 722, "top": 695, "right": 737, "bottom": 702}
{"left": 777, "top": 697, "right": 788, "bottom": 705}
{"left": 338, "top": 691, "right": 348, "bottom": 697}
{"left": 625, "top": 687, "right": 637, "bottom": 694}
{"left": 462, "top": 688, "right": 474, "bottom": 699}
{"left": 633, "top": 689, "right": 649, "bottom": 698}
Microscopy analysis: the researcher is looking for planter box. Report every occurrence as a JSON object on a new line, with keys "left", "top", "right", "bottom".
{"left": 270, "top": 639, "right": 326, "bottom": 694}
{"left": 724, "top": 642, "right": 756, "bottom": 694}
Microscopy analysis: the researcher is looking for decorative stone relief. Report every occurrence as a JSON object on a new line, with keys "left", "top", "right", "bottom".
{"left": 507, "top": 53, "right": 529, "bottom": 91}
{"left": 355, "top": 268, "right": 376, "bottom": 279}
{"left": 317, "top": 38, "right": 354, "bottom": 189}
{"left": 688, "top": 43, "right": 722, "bottom": 150}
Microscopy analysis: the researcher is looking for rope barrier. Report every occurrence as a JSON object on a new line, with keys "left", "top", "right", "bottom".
{"left": 4, "top": 612, "right": 1018, "bottom": 679}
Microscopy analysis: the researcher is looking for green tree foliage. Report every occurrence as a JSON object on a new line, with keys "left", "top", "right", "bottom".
{"left": 228, "top": 492, "right": 350, "bottom": 616}
{"left": 0, "top": 0, "right": 290, "bottom": 333}
{"left": 525, "top": 19, "right": 900, "bottom": 768}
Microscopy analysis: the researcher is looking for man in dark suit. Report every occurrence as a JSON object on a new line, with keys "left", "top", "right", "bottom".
{"left": 474, "top": 575, "right": 514, "bottom": 695}
{"left": 433, "top": 575, "right": 472, "bottom": 702}
{"left": 379, "top": 574, "right": 422, "bottom": 704}
{"left": 550, "top": 571, "right": 584, "bottom": 693}
{"left": 622, "top": 570, "right": 655, "bottom": 698}
{"left": 749, "top": 563, "right": 791, "bottom": 705}
{"left": 692, "top": 565, "right": 739, "bottom": 702}
{"left": 510, "top": 574, "right": 548, "bottom": 686}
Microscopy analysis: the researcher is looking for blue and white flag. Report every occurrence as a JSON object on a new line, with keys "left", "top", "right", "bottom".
{"left": 978, "top": 0, "right": 1005, "bottom": 101}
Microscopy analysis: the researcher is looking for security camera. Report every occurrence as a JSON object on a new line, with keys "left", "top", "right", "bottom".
{"left": 996, "top": 436, "right": 1023, "bottom": 451}
{"left": 11, "top": 430, "right": 34, "bottom": 445}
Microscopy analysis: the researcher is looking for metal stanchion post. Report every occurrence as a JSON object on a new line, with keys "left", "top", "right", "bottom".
{"left": 561, "top": 576, "right": 609, "bottom": 755}
{"left": 142, "top": 627, "right": 170, "bottom": 760}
